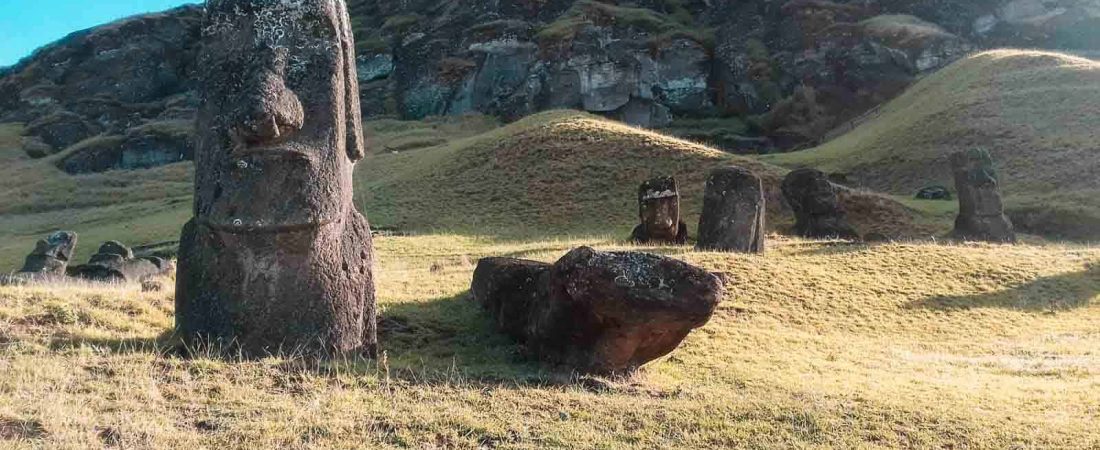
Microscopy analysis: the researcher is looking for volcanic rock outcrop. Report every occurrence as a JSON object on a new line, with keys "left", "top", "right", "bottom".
{"left": 697, "top": 167, "right": 766, "bottom": 253}
{"left": 630, "top": 176, "right": 689, "bottom": 245}
{"left": 471, "top": 247, "right": 725, "bottom": 374}
{"left": 950, "top": 149, "right": 1016, "bottom": 243}
{"left": 175, "top": 0, "right": 378, "bottom": 356}
{"left": 782, "top": 168, "right": 860, "bottom": 240}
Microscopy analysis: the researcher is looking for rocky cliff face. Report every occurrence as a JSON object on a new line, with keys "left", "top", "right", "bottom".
{"left": 2, "top": 0, "right": 1098, "bottom": 173}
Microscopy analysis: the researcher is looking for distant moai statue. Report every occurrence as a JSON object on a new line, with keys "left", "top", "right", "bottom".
{"left": 630, "top": 176, "right": 689, "bottom": 244}
{"left": 18, "top": 231, "right": 77, "bottom": 275}
{"left": 176, "top": 0, "right": 378, "bottom": 356}
{"left": 697, "top": 167, "right": 766, "bottom": 253}
{"left": 782, "top": 168, "right": 860, "bottom": 240}
{"left": 70, "top": 241, "right": 171, "bottom": 283}
{"left": 950, "top": 149, "right": 1016, "bottom": 243}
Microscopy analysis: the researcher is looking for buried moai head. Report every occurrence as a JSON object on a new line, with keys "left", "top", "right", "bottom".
{"left": 950, "top": 149, "right": 1015, "bottom": 242}
{"left": 951, "top": 149, "right": 1005, "bottom": 218}
{"left": 639, "top": 176, "right": 679, "bottom": 232}
{"left": 19, "top": 231, "right": 78, "bottom": 275}
{"left": 632, "top": 176, "right": 688, "bottom": 244}
{"left": 782, "top": 168, "right": 859, "bottom": 240}
{"left": 195, "top": 0, "right": 364, "bottom": 232}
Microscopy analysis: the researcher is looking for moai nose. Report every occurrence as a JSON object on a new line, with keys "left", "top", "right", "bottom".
{"left": 234, "top": 65, "right": 304, "bottom": 146}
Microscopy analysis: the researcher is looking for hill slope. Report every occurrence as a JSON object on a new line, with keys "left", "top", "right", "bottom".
{"left": 766, "top": 49, "right": 1100, "bottom": 240}
{"left": 0, "top": 110, "right": 932, "bottom": 270}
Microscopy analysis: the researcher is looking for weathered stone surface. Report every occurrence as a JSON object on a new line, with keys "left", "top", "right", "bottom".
{"left": 175, "top": 0, "right": 378, "bottom": 357}
{"left": 471, "top": 247, "right": 725, "bottom": 374}
{"left": 950, "top": 149, "right": 1016, "bottom": 243}
{"left": 916, "top": 185, "right": 953, "bottom": 200}
{"left": 630, "top": 176, "right": 688, "bottom": 245}
{"left": 69, "top": 241, "right": 170, "bottom": 283}
{"left": 18, "top": 231, "right": 78, "bottom": 275}
{"left": 697, "top": 167, "right": 766, "bottom": 253}
{"left": 782, "top": 168, "right": 860, "bottom": 240}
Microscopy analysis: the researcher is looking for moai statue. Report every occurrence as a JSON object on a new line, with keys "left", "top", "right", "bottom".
{"left": 782, "top": 168, "right": 860, "bottom": 240}
{"left": 18, "top": 231, "right": 78, "bottom": 275}
{"left": 630, "top": 176, "right": 689, "bottom": 244}
{"left": 176, "top": 0, "right": 378, "bottom": 356}
{"left": 70, "top": 241, "right": 170, "bottom": 283}
{"left": 950, "top": 149, "right": 1016, "bottom": 243}
{"left": 697, "top": 167, "right": 766, "bottom": 253}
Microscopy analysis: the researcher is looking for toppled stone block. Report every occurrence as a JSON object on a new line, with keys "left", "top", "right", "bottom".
{"left": 18, "top": 231, "right": 78, "bottom": 275}
{"left": 472, "top": 247, "right": 725, "bottom": 374}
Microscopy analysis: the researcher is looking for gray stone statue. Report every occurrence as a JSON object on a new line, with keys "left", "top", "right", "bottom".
{"left": 697, "top": 167, "right": 766, "bottom": 253}
{"left": 950, "top": 149, "right": 1016, "bottom": 243}
{"left": 176, "top": 0, "right": 378, "bottom": 356}
{"left": 630, "top": 176, "right": 689, "bottom": 244}
{"left": 782, "top": 168, "right": 860, "bottom": 240}
{"left": 18, "top": 231, "right": 78, "bottom": 276}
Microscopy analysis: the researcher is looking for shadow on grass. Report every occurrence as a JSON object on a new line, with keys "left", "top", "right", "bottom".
{"left": 48, "top": 329, "right": 178, "bottom": 355}
{"left": 907, "top": 263, "right": 1100, "bottom": 311}
{"left": 378, "top": 291, "right": 549, "bottom": 383}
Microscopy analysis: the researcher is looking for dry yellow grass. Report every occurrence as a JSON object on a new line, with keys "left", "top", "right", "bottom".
{"left": 765, "top": 49, "right": 1100, "bottom": 240}
{"left": 1, "top": 236, "right": 1097, "bottom": 448}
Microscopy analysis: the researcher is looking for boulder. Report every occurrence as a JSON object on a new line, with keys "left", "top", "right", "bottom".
{"left": 18, "top": 231, "right": 78, "bottom": 275}
{"left": 630, "top": 176, "right": 688, "bottom": 245}
{"left": 69, "top": 241, "right": 170, "bottom": 283}
{"left": 782, "top": 168, "right": 860, "bottom": 240}
{"left": 916, "top": 185, "right": 952, "bottom": 200}
{"left": 471, "top": 246, "right": 725, "bottom": 374}
{"left": 697, "top": 167, "right": 766, "bottom": 253}
{"left": 950, "top": 149, "right": 1016, "bottom": 243}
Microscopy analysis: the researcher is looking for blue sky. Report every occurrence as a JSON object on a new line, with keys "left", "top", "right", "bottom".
{"left": 0, "top": 1, "right": 197, "bottom": 67}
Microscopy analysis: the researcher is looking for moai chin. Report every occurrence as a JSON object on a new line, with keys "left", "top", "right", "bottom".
{"left": 950, "top": 149, "right": 1016, "bottom": 243}
{"left": 176, "top": 0, "right": 378, "bottom": 356}
{"left": 630, "top": 176, "right": 689, "bottom": 244}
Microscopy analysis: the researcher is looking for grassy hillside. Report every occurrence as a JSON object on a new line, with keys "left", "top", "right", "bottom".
{"left": 1, "top": 236, "right": 1097, "bottom": 448}
{"left": 356, "top": 110, "right": 936, "bottom": 239}
{"left": 765, "top": 49, "right": 1100, "bottom": 240}
{"left": 0, "top": 111, "right": 935, "bottom": 271}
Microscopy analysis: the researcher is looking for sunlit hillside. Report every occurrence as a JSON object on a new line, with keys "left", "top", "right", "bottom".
{"left": 766, "top": 50, "right": 1100, "bottom": 240}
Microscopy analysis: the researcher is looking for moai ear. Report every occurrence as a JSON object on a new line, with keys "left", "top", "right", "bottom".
{"left": 336, "top": 0, "right": 366, "bottom": 162}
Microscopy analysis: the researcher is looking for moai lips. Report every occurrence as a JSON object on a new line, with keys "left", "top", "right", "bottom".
{"left": 176, "top": 0, "right": 377, "bottom": 356}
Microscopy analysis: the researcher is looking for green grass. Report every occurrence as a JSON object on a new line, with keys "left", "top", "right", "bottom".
{"left": 764, "top": 49, "right": 1100, "bottom": 240}
{"left": 0, "top": 110, "right": 942, "bottom": 270}
{"left": 0, "top": 97, "right": 1098, "bottom": 446}
{"left": 1, "top": 235, "right": 1097, "bottom": 448}
{"left": 537, "top": 0, "right": 712, "bottom": 49}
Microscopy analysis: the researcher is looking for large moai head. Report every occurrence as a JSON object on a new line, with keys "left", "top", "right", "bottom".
{"left": 697, "top": 167, "right": 766, "bottom": 253}
{"left": 632, "top": 176, "right": 688, "bottom": 244}
{"left": 951, "top": 149, "right": 1005, "bottom": 217}
{"left": 638, "top": 176, "right": 680, "bottom": 233}
{"left": 950, "top": 149, "right": 1015, "bottom": 243}
{"left": 19, "top": 231, "right": 78, "bottom": 275}
{"left": 782, "top": 168, "right": 859, "bottom": 240}
{"left": 195, "top": 0, "right": 364, "bottom": 232}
